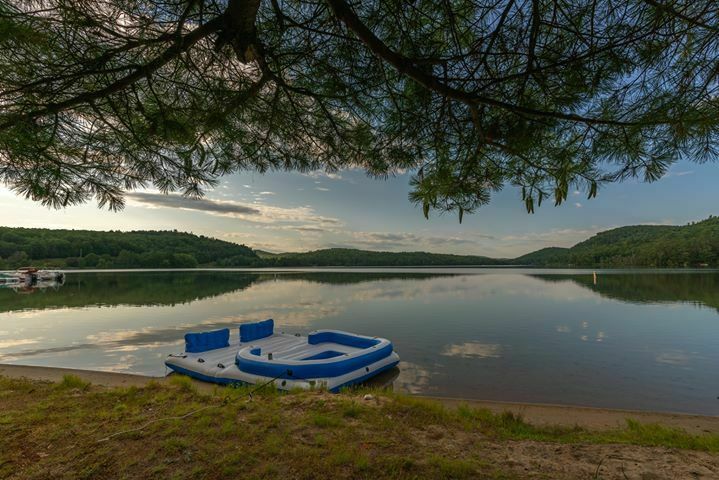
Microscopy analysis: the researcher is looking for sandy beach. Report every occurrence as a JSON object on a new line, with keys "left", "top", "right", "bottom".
{"left": 2, "top": 363, "right": 717, "bottom": 435}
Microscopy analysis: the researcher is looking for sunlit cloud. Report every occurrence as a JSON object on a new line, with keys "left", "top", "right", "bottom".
{"left": 663, "top": 170, "right": 694, "bottom": 178}
{"left": 127, "top": 192, "right": 260, "bottom": 215}
{"left": 0, "top": 338, "right": 41, "bottom": 349}
{"left": 327, "top": 231, "right": 496, "bottom": 251}
{"left": 126, "top": 192, "right": 342, "bottom": 228}
{"left": 302, "top": 170, "right": 343, "bottom": 180}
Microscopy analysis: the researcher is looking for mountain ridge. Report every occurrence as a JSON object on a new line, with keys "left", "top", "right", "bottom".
{"left": 1, "top": 216, "right": 717, "bottom": 268}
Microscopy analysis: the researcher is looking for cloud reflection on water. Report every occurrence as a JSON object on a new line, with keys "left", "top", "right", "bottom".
{"left": 2, "top": 271, "right": 719, "bottom": 415}
{"left": 441, "top": 342, "right": 502, "bottom": 359}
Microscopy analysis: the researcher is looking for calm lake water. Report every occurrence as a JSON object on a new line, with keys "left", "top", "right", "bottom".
{"left": 1, "top": 269, "right": 718, "bottom": 415}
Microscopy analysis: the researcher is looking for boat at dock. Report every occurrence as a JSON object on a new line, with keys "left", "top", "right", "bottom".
{"left": 0, "top": 268, "right": 65, "bottom": 290}
{"left": 15, "top": 267, "right": 65, "bottom": 284}
{"left": 0, "top": 273, "right": 23, "bottom": 285}
{"left": 165, "top": 319, "right": 400, "bottom": 391}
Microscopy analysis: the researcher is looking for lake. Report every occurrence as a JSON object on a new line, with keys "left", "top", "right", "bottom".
{"left": 1, "top": 269, "right": 718, "bottom": 415}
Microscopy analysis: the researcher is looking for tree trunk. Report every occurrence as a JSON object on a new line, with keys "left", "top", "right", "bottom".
{"left": 216, "top": 0, "right": 262, "bottom": 63}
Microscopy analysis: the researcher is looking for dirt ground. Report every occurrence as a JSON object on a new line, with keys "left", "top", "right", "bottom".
{"left": 464, "top": 439, "right": 717, "bottom": 479}
{"left": 2, "top": 363, "right": 718, "bottom": 479}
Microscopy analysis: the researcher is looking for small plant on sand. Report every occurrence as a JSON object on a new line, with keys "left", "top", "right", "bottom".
{"left": 311, "top": 413, "right": 342, "bottom": 428}
{"left": 428, "top": 455, "right": 477, "bottom": 479}
{"left": 169, "top": 374, "right": 196, "bottom": 394}
{"left": 341, "top": 402, "right": 363, "bottom": 418}
{"left": 56, "top": 374, "right": 90, "bottom": 391}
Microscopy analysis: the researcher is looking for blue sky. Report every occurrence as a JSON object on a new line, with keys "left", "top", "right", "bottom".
{"left": 0, "top": 159, "right": 714, "bottom": 257}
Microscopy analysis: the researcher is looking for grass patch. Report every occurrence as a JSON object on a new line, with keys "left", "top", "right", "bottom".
{"left": 168, "top": 374, "right": 197, "bottom": 393}
{"left": 56, "top": 374, "right": 91, "bottom": 390}
{"left": 340, "top": 401, "right": 363, "bottom": 418}
{"left": 428, "top": 455, "right": 477, "bottom": 479}
{"left": 1, "top": 374, "right": 717, "bottom": 480}
{"left": 311, "top": 413, "right": 342, "bottom": 428}
{"left": 598, "top": 419, "right": 719, "bottom": 451}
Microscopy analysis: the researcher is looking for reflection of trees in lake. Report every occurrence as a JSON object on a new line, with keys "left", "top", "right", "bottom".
{"left": 0, "top": 271, "right": 455, "bottom": 313}
{"left": 531, "top": 273, "right": 719, "bottom": 312}
{"left": 0, "top": 272, "right": 260, "bottom": 313}
{"left": 4, "top": 270, "right": 717, "bottom": 314}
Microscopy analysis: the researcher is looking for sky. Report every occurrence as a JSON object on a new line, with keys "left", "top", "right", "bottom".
{"left": 0, "top": 159, "right": 715, "bottom": 258}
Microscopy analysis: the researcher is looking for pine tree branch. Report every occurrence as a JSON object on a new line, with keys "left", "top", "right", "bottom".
{"left": 0, "top": 16, "right": 224, "bottom": 131}
{"left": 325, "top": 0, "right": 645, "bottom": 127}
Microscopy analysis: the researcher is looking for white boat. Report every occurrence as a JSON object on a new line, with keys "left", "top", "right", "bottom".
{"left": 0, "top": 273, "right": 23, "bottom": 286}
{"left": 14, "top": 268, "right": 65, "bottom": 285}
{"left": 165, "top": 319, "right": 400, "bottom": 392}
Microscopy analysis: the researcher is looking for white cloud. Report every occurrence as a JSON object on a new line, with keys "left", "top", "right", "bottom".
{"left": 330, "top": 231, "right": 495, "bottom": 251}
{"left": 663, "top": 170, "right": 694, "bottom": 178}
{"left": 501, "top": 227, "right": 606, "bottom": 245}
{"left": 0, "top": 338, "right": 41, "bottom": 349}
{"left": 302, "top": 170, "right": 343, "bottom": 180}
{"left": 126, "top": 192, "right": 342, "bottom": 228}
{"left": 575, "top": 202, "right": 583, "bottom": 208}
{"left": 314, "top": 187, "right": 330, "bottom": 192}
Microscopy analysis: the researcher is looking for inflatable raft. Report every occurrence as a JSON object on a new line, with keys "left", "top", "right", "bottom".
{"left": 165, "top": 319, "right": 400, "bottom": 392}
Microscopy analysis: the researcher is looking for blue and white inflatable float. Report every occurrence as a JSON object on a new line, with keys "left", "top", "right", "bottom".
{"left": 165, "top": 319, "right": 400, "bottom": 392}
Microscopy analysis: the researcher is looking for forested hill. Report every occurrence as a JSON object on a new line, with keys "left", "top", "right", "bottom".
{"left": 0, "top": 228, "right": 502, "bottom": 269}
{"left": 0, "top": 227, "right": 258, "bottom": 269}
{"left": 514, "top": 216, "right": 719, "bottom": 267}
{"left": 511, "top": 247, "right": 569, "bottom": 266}
{"left": 1, "top": 217, "right": 718, "bottom": 269}
{"left": 260, "top": 248, "right": 504, "bottom": 267}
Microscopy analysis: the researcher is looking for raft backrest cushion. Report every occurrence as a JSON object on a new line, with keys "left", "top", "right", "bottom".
{"left": 308, "top": 331, "right": 380, "bottom": 349}
{"left": 240, "top": 319, "right": 274, "bottom": 342}
{"left": 185, "top": 328, "right": 230, "bottom": 353}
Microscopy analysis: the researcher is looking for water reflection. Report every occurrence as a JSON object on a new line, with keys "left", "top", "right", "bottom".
{"left": 1, "top": 270, "right": 718, "bottom": 414}
{"left": 0, "top": 279, "right": 65, "bottom": 295}
{"left": 391, "top": 362, "right": 435, "bottom": 394}
{"left": 441, "top": 342, "right": 502, "bottom": 359}
{"left": 532, "top": 272, "right": 719, "bottom": 311}
{"left": 0, "top": 271, "right": 456, "bottom": 313}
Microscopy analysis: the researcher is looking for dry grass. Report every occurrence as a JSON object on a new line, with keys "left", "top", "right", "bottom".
{"left": 1, "top": 375, "right": 718, "bottom": 479}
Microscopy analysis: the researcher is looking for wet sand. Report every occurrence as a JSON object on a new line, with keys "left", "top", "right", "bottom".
{"left": 2, "top": 363, "right": 718, "bottom": 435}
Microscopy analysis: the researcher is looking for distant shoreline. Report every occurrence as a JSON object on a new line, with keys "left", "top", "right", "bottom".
{"left": 28, "top": 266, "right": 719, "bottom": 274}
{"left": 3, "top": 219, "right": 718, "bottom": 269}
{"left": 1, "top": 363, "right": 717, "bottom": 433}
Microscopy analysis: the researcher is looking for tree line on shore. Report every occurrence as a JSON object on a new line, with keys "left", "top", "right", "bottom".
{"left": 515, "top": 216, "right": 719, "bottom": 267}
{"left": 0, "top": 228, "right": 258, "bottom": 269}
{"left": 1, "top": 217, "right": 718, "bottom": 270}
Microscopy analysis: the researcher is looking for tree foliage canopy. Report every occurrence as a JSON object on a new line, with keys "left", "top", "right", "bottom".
{"left": 1, "top": 0, "right": 717, "bottom": 217}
